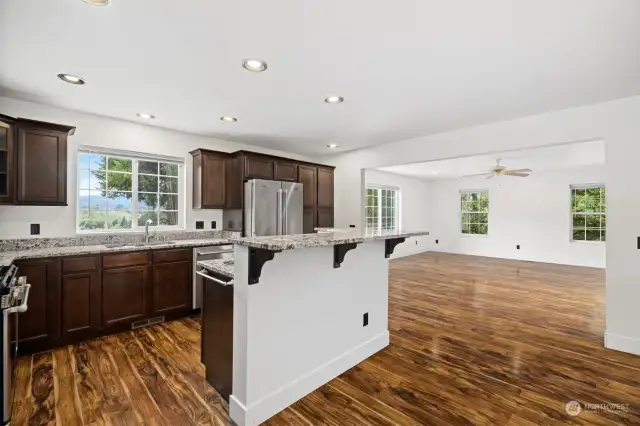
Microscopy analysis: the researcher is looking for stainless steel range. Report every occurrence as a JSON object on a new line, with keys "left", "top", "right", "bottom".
{"left": 0, "top": 264, "right": 30, "bottom": 426}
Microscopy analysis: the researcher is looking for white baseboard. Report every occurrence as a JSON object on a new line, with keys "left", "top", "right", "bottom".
{"left": 229, "top": 331, "right": 390, "bottom": 426}
{"left": 605, "top": 332, "right": 640, "bottom": 356}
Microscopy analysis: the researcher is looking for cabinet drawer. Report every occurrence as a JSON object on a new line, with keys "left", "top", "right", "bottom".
{"left": 62, "top": 256, "right": 97, "bottom": 273}
{"left": 103, "top": 252, "right": 148, "bottom": 269}
{"left": 152, "top": 248, "right": 192, "bottom": 264}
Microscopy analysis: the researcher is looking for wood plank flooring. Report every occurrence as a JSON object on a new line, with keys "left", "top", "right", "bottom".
{"left": 12, "top": 252, "right": 640, "bottom": 425}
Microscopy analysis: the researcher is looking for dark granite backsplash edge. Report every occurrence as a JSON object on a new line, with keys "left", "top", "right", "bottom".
{"left": 0, "top": 230, "right": 240, "bottom": 251}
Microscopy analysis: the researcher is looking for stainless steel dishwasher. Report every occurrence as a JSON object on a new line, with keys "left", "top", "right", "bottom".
{"left": 193, "top": 245, "right": 233, "bottom": 310}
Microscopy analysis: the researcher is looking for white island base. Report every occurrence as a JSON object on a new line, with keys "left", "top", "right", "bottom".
{"left": 229, "top": 240, "right": 391, "bottom": 426}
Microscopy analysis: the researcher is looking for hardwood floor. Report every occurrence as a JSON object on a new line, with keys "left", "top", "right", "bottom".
{"left": 12, "top": 252, "right": 640, "bottom": 425}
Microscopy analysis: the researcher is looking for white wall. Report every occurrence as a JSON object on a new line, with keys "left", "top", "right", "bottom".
{"left": 322, "top": 95, "right": 640, "bottom": 356}
{"left": 364, "top": 169, "right": 430, "bottom": 258}
{"left": 0, "top": 97, "right": 316, "bottom": 239}
{"left": 427, "top": 166, "right": 606, "bottom": 268}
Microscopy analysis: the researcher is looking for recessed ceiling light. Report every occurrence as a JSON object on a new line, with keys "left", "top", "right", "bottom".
{"left": 326, "top": 144, "right": 339, "bottom": 149}
{"left": 324, "top": 96, "right": 344, "bottom": 104}
{"left": 137, "top": 113, "right": 155, "bottom": 119}
{"left": 242, "top": 59, "right": 267, "bottom": 72}
{"left": 57, "top": 74, "right": 85, "bottom": 85}
{"left": 82, "top": 0, "right": 109, "bottom": 5}
{"left": 220, "top": 116, "right": 238, "bottom": 123}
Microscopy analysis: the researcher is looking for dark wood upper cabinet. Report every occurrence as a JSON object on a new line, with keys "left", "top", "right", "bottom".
{"left": 303, "top": 208, "right": 316, "bottom": 234}
{"left": 15, "top": 258, "right": 61, "bottom": 353}
{"left": 298, "top": 165, "right": 318, "bottom": 208}
{"left": 244, "top": 154, "right": 274, "bottom": 180}
{"left": 274, "top": 161, "right": 298, "bottom": 182}
{"left": 225, "top": 155, "right": 243, "bottom": 209}
{"left": 0, "top": 114, "right": 15, "bottom": 204}
{"left": 317, "top": 208, "right": 334, "bottom": 228}
{"left": 15, "top": 119, "right": 74, "bottom": 206}
{"left": 317, "top": 167, "right": 334, "bottom": 208}
{"left": 192, "top": 149, "right": 227, "bottom": 209}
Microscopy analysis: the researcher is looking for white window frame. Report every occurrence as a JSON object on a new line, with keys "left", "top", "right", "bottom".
{"left": 460, "top": 189, "right": 489, "bottom": 236}
{"left": 570, "top": 183, "right": 606, "bottom": 243}
{"left": 76, "top": 146, "right": 185, "bottom": 233}
{"left": 364, "top": 185, "right": 400, "bottom": 231}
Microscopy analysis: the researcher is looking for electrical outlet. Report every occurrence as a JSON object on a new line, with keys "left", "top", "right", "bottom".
{"left": 435, "top": 239, "right": 439, "bottom": 244}
{"left": 195, "top": 221, "right": 204, "bottom": 230}
{"left": 363, "top": 312, "right": 369, "bottom": 327}
{"left": 211, "top": 221, "right": 216, "bottom": 229}
{"left": 415, "top": 240, "right": 418, "bottom": 245}
{"left": 30, "top": 224, "right": 40, "bottom": 235}
{"left": 517, "top": 245, "right": 520, "bottom": 250}
{"left": 349, "top": 225, "right": 356, "bottom": 228}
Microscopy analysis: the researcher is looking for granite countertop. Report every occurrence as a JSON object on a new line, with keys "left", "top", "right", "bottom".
{"left": 229, "top": 229, "right": 429, "bottom": 251}
{"left": 0, "top": 238, "right": 232, "bottom": 268}
{"left": 197, "top": 259, "right": 235, "bottom": 282}
{"left": 314, "top": 227, "right": 353, "bottom": 233}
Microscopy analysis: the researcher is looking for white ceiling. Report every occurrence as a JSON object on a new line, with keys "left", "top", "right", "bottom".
{"left": 1, "top": 1, "right": 639, "bottom": 155}
{"left": 376, "top": 140, "right": 605, "bottom": 180}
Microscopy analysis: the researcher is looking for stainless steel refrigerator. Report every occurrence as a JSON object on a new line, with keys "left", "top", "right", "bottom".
{"left": 244, "top": 179, "right": 303, "bottom": 237}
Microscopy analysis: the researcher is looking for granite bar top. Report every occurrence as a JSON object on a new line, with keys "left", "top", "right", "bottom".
{"left": 314, "top": 227, "right": 353, "bottom": 233}
{"left": 229, "top": 229, "right": 429, "bottom": 251}
{"left": 0, "top": 237, "right": 233, "bottom": 268}
{"left": 197, "top": 259, "right": 235, "bottom": 282}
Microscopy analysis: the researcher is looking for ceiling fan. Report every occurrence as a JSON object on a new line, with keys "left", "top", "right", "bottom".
{"left": 464, "top": 159, "right": 532, "bottom": 179}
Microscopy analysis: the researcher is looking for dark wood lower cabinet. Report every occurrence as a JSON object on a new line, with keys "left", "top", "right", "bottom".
{"left": 102, "top": 265, "right": 150, "bottom": 327}
{"left": 152, "top": 260, "right": 192, "bottom": 316}
{"left": 61, "top": 271, "right": 101, "bottom": 340}
{"left": 15, "top": 258, "right": 61, "bottom": 354}
{"left": 16, "top": 248, "right": 196, "bottom": 355}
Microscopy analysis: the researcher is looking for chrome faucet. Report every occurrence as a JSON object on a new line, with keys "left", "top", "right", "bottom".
{"left": 144, "top": 219, "right": 153, "bottom": 243}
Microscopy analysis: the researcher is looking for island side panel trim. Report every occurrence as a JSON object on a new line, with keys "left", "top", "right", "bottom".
{"left": 230, "top": 241, "right": 390, "bottom": 426}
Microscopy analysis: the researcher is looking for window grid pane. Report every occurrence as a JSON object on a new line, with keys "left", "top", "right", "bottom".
{"left": 364, "top": 186, "right": 398, "bottom": 231}
{"left": 571, "top": 185, "right": 606, "bottom": 242}
{"left": 78, "top": 152, "right": 181, "bottom": 232}
{"left": 460, "top": 191, "right": 488, "bottom": 235}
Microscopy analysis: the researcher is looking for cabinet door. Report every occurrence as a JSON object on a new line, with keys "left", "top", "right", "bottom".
{"left": 317, "top": 167, "right": 334, "bottom": 208}
{"left": 102, "top": 266, "right": 150, "bottom": 326}
{"left": 202, "top": 152, "right": 226, "bottom": 209}
{"left": 61, "top": 271, "right": 101, "bottom": 339}
{"left": 274, "top": 161, "right": 298, "bottom": 182}
{"left": 244, "top": 155, "right": 274, "bottom": 180}
{"left": 317, "top": 208, "right": 334, "bottom": 228}
{"left": 298, "top": 165, "right": 317, "bottom": 208}
{"left": 16, "top": 259, "right": 61, "bottom": 352}
{"left": 0, "top": 115, "right": 15, "bottom": 204}
{"left": 16, "top": 127, "right": 67, "bottom": 205}
{"left": 152, "top": 260, "right": 192, "bottom": 316}
{"left": 225, "top": 155, "right": 243, "bottom": 209}
{"left": 303, "top": 208, "right": 317, "bottom": 234}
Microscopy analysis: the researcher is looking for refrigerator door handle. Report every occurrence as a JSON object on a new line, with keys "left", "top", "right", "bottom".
{"left": 276, "top": 189, "right": 283, "bottom": 235}
{"left": 282, "top": 189, "right": 288, "bottom": 234}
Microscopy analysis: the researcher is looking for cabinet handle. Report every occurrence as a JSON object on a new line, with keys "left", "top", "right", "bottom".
{"left": 196, "top": 270, "right": 233, "bottom": 286}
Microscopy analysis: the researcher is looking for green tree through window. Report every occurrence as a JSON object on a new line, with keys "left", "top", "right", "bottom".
{"left": 461, "top": 191, "right": 488, "bottom": 235}
{"left": 571, "top": 185, "right": 605, "bottom": 242}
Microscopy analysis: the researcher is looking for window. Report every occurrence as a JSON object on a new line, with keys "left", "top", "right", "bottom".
{"left": 460, "top": 190, "right": 489, "bottom": 235}
{"left": 77, "top": 148, "right": 183, "bottom": 232}
{"left": 571, "top": 184, "right": 606, "bottom": 242}
{"left": 365, "top": 186, "right": 399, "bottom": 231}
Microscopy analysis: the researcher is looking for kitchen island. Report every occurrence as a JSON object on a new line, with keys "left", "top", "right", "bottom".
{"left": 199, "top": 229, "right": 428, "bottom": 426}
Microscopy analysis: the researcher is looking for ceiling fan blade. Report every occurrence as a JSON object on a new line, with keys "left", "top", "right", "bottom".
{"left": 505, "top": 168, "right": 532, "bottom": 173}
{"left": 504, "top": 172, "right": 530, "bottom": 177}
{"left": 462, "top": 172, "right": 493, "bottom": 178}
